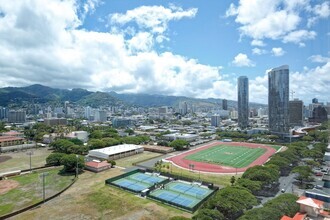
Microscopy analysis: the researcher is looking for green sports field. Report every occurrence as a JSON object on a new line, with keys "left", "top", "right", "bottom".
{"left": 184, "top": 145, "right": 266, "bottom": 168}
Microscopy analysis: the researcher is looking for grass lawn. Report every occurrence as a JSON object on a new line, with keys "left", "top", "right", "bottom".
{"left": 0, "top": 147, "right": 53, "bottom": 173}
{"left": 160, "top": 162, "right": 240, "bottom": 187}
{"left": 115, "top": 151, "right": 162, "bottom": 168}
{"left": 15, "top": 168, "right": 192, "bottom": 220}
{"left": 184, "top": 145, "right": 266, "bottom": 168}
{"left": 0, "top": 167, "right": 74, "bottom": 216}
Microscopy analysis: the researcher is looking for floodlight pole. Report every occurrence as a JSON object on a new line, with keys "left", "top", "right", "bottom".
{"left": 40, "top": 172, "right": 48, "bottom": 203}
{"left": 26, "top": 151, "right": 33, "bottom": 173}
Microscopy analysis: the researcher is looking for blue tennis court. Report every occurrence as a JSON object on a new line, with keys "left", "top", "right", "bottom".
{"left": 112, "top": 178, "right": 150, "bottom": 192}
{"left": 167, "top": 181, "right": 212, "bottom": 197}
{"left": 150, "top": 189, "right": 199, "bottom": 208}
{"left": 128, "top": 173, "right": 165, "bottom": 185}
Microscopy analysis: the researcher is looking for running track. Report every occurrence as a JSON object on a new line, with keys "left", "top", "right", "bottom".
{"left": 166, "top": 141, "right": 277, "bottom": 173}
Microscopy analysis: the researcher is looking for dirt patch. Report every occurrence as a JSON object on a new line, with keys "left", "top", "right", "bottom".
{"left": 0, "top": 155, "right": 12, "bottom": 163}
{"left": 0, "top": 179, "right": 19, "bottom": 194}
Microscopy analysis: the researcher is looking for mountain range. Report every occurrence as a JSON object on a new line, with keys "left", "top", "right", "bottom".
{"left": 0, "top": 84, "right": 266, "bottom": 109}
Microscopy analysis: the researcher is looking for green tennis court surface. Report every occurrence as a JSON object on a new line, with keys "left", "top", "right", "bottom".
{"left": 184, "top": 145, "right": 266, "bottom": 168}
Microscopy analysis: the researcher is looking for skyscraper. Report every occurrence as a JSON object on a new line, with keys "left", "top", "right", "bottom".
{"left": 178, "top": 101, "right": 188, "bottom": 116}
{"left": 222, "top": 99, "right": 228, "bottom": 110}
{"left": 289, "top": 99, "right": 304, "bottom": 126}
{"left": 238, "top": 76, "right": 249, "bottom": 129}
{"left": 268, "top": 65, "right": 289, "bottom": 136}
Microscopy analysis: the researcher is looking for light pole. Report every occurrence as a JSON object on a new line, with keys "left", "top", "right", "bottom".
{"left": 76, "top": 155, "right": 79, "bottom": 179}
{"left": 26, "top": 151, "right": 34, "bottom": 173}
{"left": 39, "top": 172, "right": 49, "bottom": 203}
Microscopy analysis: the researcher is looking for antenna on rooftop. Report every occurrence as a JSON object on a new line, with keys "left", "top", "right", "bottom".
{"left": 290, "top": 90, "right": 295, "bottom": 100}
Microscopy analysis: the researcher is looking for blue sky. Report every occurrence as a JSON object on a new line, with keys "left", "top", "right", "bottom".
{"left": 0, "top": 0, "right": 329, "bottom": 104}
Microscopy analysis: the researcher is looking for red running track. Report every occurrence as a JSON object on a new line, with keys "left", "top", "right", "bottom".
{"left": 166, "top": 141, "right": 277, "bottom": 174}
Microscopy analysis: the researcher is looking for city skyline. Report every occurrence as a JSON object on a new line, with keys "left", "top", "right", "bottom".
{"left": 0, "top": 0, "right": 329, "bottom": 104}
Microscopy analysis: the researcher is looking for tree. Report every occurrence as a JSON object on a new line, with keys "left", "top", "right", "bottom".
{"left": 46, "top": 153, "right": 65, "bottom": 166}
{"left": 230, "top": 176, "right": 236, "bottom": 186}
{"left": 236, "top": 178, "right": 262, "bottom": 192}
{"left": 69, "top": 138, "right": 84, "bottom": 145}
{"left": 242, "top": 165, "right": 279, "bottom": 185}
{"left": 204, "top": 186, "right": 258, "bottom": 220}
{"left": 60, "top": 154, "right": 85, "bottom": 172}
{"left": 124, "top": 128, "right": 134, "bottom": 135}
{"left": 50, "top": 139, "right": 75, "bottom": 153}
{"left": 292, "top": 166, "right": 313, "bottom": 185}
{"left": 239, "top": 194, "right": 299, "bottom": 220}
{"left": 88, "top": 139, "right": 106, "bottom": 149}
{"left": 169, "top": 139, "right": 189, "bottom": 151}
{"left": 89, "top": 130, "right": 103, "bottom": 139}
{"left": 193, "top": 209, "right": 225, "bottom": 220}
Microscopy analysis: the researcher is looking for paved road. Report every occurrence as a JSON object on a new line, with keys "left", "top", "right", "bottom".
{"left": 257, "top": 173, "right": 299, "bottom": 206}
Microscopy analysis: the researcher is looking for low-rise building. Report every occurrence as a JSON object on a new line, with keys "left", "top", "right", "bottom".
{"left": 87, "top": 144, "right": 144, "bottom": 160}
{"left": 162, "top": 133, "right": 199, "bottom": 142}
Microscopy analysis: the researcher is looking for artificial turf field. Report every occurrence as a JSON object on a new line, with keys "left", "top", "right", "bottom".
{"left": 184, "top": 145, "right": 266, "bottom": 168}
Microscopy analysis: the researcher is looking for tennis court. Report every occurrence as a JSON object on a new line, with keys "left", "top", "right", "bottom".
{"left": 184, "top": 145, "right": 266, "bottom": 168}
{"left": 106, "top": 170, "right": 168, "bottom": 193}
{"left": 166, "top": 181, "right": 212, "bottom": 198}
{"left": 148, "top": 181, "right": 215, "bottom": 212}
{"left": 149, "top": 189, "right": 200, "bottom": 208}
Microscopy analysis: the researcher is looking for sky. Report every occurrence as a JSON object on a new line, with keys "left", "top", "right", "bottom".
{"left": 0, "top": 0, "right": 329, "bottom": 104}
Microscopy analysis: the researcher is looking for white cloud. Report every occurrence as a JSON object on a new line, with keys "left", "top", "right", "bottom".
{"left": 313, "top": 2, "right": 330, "bottom": 18}
{"left": 0, "top": 0, "right": 233, "bottom": 100}
{"left": 307, "top": 2, "right": 330, "bottom": 27}
{"left": 282, "top": 30, "right": 316, "bottom": 44}
{"left": 290, "top": 60, "right": 330, "bottom": 102}
{"left": 109, "top": 5, "right": 197, "bottom": 34}
{"left": 308, "top": 55, "right": 330, "bottom": 63}
{"left": 271, "top": 47, "right": 286, "bottom": 56}
{"left": 232, "top": 53, "right": 255, "bottom": 67}
{"left": 252, "top": 48, "right": 267, "bottom": 55}
{"left": 226, "top": 0, "right": 319, "bottom": 45}
{"left": 251, "top": 39, "right": 266, "bottom": 47}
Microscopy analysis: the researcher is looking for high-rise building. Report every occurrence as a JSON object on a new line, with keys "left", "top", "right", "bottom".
{"left": 94, "top": 110, "right": 107, "bottom": 122}
{"left": 8, "top": 110, "right": 26, "bottom": 123}
{"left": 238, "top": 76, "right": 249, "bottom": 129}
{"left": 309, "top": 106, "right": 328, "bottom": 123}
{"left": 289, "top": 99, "right": 304, "bottom": 126}
{"left": 222, "top": 99, "right": 228, "bottom": 110}
{"left": 211, "top": 115, "right": 221, "bottom": 127}
{"left": 84, "top": 106, "right": 92, "bottom": 120}
{"left": 0, "top": 107, "right": 8, "bottom": 119}
{"left": 268, "top": 65, "right": 290, "bottom": 136}
{"left": 312, "top": 98, "right": 318, "bottom": 104}
{"left": 178, "top": 101, "right": 188, "bottom": 116}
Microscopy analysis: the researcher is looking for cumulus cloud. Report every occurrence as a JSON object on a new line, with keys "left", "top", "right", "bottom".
{"left": 308, "top": 55, "right": 330, "bottom": 63}
{"left": 271, "top": 47, "right": 286, "bottom": 56}
{"left": 232, "top": 53, "right": 255, "bottom": 67}
{"left": 0, "top": 0, "right": 231, "bottom": 99}
{"left": 291, "top": 60, "right": 330, "bottom": 102}
{"left": 252, "top": 48, "right": 267, "bottom": 55}
{"left": 109, "top": 5, "right": 197, "bottom": 34}
{"left": 251, "top": 39, "right": 266, "bottom": 47}
{"left": 226, "top": 0, "right": 319, "bottom": 45}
